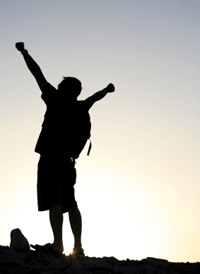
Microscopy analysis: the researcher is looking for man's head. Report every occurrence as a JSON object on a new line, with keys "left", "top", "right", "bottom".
{"left": 58, "top": 77, "right": 82, "bottom": 99}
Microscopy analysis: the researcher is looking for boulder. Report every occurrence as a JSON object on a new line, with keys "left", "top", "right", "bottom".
{"left": 10, "top": 228, "right": 30, "bottom": 251}
{"left": 145, "top": 256, "right": 169, "bottom": 267}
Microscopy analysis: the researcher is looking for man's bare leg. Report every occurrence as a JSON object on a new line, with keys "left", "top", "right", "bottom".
{"left": 49, "top": 204, "right": 64, "bottom": 253}
{"left": 68, "top": 206, "right": 82, "bottom": 249}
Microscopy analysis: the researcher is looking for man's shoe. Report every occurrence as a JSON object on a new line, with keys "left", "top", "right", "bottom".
{"left": 69, "top": 247, "right": 85, "bottom": 257}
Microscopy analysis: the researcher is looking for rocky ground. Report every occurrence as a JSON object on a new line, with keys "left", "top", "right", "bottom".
{"left": 0, "top": 228, "right": 199, "bottom": 274}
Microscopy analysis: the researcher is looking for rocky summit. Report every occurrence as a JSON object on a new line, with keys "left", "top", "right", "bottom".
{"left": 0, "top": 229, "right": 199, "bottom": 274}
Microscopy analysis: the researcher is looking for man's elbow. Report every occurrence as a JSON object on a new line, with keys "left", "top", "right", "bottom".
{"left": 85, "top": 97, "right": 95, "bottom": 109}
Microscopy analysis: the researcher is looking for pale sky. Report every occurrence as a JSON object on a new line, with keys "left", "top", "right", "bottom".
{"left": 0, "top": 0, "right": 200, "bottom": 262}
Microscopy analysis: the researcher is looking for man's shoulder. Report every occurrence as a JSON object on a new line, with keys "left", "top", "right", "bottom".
{"left": 77, "top": 99, "right": 91, "bottom": 111}
{"left": 41, "top": 82, "right": 57, "bottom": 104}
{"left": 42, "top": 82, "right": 57, "bottom": 93}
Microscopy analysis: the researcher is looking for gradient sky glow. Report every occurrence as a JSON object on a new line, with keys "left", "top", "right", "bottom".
{"left": 0, "top": 0, "right": 200, "bottom": 262}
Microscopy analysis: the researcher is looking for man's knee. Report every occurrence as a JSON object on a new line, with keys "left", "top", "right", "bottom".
{"left": 50, "top": 204, "right": 62, "bottom": 213}
{"left": 68, "top": 205, "right": 78, "bottom": 214}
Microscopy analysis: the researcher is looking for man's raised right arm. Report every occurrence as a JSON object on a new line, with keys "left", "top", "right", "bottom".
{"left": 15, "top": 42, "right": 47, "bottom": 92}
{"left": 86, "top": 83, "right": 115, "bottom": 109}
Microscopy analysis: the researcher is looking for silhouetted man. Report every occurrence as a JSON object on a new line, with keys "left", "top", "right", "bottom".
{"left": 15, "top": 42, "right": 115, "bottom": 256}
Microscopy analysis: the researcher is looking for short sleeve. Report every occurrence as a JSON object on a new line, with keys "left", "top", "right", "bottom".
{"left": 41, "top": 83, "right": 57, "bottom": 105}
{"left": 83, "top": 98, "right": 92, "bottom": 111}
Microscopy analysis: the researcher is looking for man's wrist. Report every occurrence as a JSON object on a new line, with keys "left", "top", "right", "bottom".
{"left": 21, "top": 49, "right": 28, "bottom": 55}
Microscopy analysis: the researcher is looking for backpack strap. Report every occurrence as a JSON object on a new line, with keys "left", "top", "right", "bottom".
{"left": 71, "top": 157, "right": 76, "bottom": 165}
{"left": 87, "top": 139, "right": 92, "bottom": 156}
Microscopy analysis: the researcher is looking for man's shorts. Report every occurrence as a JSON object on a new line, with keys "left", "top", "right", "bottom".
{"left": 37, "top": 155, "right": 78, "bottom": 213}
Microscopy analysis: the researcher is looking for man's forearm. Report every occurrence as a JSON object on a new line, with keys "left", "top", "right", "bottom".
{"left": 16, "top": 42, "right": 47, "bottom": 91}
{"left": 92, "top": 88, "right": 108, "bottom": 102}
{"left": 86, "top": 83, "right": 115, "bottom": 108}
{"left": 21, "top": 51, "right": 43, "bottom": 76}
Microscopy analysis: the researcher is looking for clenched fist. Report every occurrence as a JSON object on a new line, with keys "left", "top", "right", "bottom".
{"left": 15, "top": 42, "right": 25, "bottom": 52}
{"left": 106, "top": 83, "right": 115, "bottom": 93}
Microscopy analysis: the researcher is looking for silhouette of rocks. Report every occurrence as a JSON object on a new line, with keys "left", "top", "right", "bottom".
{"left": 10, "top": 228, "right": 30, "bottom": 251}
{"left": 0, "top": 229, "right": 199, "bottom": 273}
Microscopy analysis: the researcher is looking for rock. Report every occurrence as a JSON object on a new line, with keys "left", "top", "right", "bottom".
{"left": 40, "top": 272, "right": 55, "bottom": 274}
{"left": 0, "top": 248, "right": 30, "bottom": 264}
{"left": 82, "top": 271, "right": 93, "bottom": 274}
{"left": 91, "top": 270, "right": 112, "bottom": 274}
{"left": 137, "top": 264, "right": 156, "bottom": 273}
{"left": 113, "top": 265, "right": 137, "bottom": 274}
{"left": 10, "top": 228, "right": 30, "bottom": 251}
{"left": 145, "top": 256, "right": 169, "bottom": 267}
{"left": 47, "top": 257, "right": 71, "bottom": 271}
{"left": 102, "top": 256, "right": 120, "bottom": 266}
{"left": 82, "top": 257, "right": 112, "bottom": 271}
{"left": 0, "top": 261, "right": 38, "bottom": 274}
{"left": 66, "top": 257, "right": 83, "bottom": 274}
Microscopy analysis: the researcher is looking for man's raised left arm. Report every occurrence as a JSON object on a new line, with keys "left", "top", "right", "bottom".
{"left": 86, "top": 83, "right": 115, "bottom": 109}
{"left": 15, "top": 42, "right": 47, "bottom": 92}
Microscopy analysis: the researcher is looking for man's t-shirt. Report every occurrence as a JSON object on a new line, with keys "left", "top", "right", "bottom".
{"left": 35, "top": 82, "right": 90, "bottom": 157}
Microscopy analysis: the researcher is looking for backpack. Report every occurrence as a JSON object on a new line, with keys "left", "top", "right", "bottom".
{"left": 69, "top": 101, "right": 92, "bottom": 159}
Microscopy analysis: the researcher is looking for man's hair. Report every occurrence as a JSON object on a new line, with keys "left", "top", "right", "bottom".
{"left": 58, "top": 77, "right": 82, "bottom": 98}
